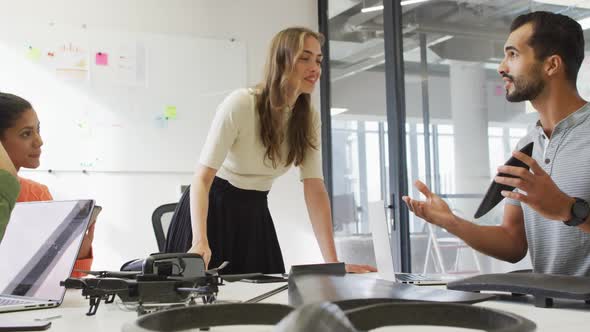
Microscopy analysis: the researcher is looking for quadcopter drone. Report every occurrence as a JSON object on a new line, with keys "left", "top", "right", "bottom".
{"left": 61, "top": 253, "right": 228, "bottom": 316}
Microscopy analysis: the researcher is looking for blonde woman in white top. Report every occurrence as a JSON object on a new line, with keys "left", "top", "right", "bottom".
{"left": 165, "top": 27, "right": 376, "bottom": 274}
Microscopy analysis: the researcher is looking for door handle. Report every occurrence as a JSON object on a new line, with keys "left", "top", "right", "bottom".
{"left": 388, "top": 194, "right": 396, "bottom": 231}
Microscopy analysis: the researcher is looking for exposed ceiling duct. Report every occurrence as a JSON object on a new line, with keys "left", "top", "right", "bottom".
{"left": 328, "top": 0, "right": 590, "bottom": 77}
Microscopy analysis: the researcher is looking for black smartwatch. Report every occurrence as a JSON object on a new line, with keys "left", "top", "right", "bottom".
{"left": 564, "top": 197, "right": 590, "bottom": 227}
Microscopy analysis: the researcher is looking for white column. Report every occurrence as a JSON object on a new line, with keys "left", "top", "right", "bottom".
{"left": 450, "top": 61, "right": 490, "bottom": 200}
{"left": 449, "top": 61, "right": 491, "bottom": 273}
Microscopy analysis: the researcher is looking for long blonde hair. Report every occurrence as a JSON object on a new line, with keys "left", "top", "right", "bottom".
{"left": 255, "top": 27, "right": 324, "bottom": 168}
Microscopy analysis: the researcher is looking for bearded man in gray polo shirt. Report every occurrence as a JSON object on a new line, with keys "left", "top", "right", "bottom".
{"left": 402, "top": 11, "right": 590, "bottom": 276}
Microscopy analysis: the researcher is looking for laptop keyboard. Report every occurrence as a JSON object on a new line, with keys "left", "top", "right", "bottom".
{"left": 0, "top": 297, "right": 34, "bottom": 306}
{"left": 396, "top": 273, "right": 431, "bottom": 282}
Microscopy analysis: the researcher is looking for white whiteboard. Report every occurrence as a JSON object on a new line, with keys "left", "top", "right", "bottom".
{"left": 0, "top": 23, "right": 246, "bottom": 172}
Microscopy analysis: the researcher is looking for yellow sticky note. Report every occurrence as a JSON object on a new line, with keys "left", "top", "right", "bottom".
{"left": 164, "top": 106, "right": 177, "bottom": 120}
{"left": 27, "top": 47, "right": 41, "bottom": 62}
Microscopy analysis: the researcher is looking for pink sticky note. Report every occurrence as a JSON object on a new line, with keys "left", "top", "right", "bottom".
{"left": 95, "top": 52, "right": 108, "bottom": 66}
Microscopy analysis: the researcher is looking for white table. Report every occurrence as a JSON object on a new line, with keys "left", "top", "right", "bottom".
{"left": 2, "top": 279, "right": 589, "bottom": 331}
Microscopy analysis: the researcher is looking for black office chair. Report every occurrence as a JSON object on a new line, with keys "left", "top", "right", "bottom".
{"left": 152, "top": 203, "right": 178, "bottom": 252}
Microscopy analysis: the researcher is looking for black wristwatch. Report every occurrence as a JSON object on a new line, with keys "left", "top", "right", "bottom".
{"left": 563, "top": 197, "right": 590, "bottom": 227}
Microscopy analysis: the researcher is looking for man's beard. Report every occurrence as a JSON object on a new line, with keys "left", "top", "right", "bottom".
{"left": 504, "top": 68, "right": 545, "bottom": 102}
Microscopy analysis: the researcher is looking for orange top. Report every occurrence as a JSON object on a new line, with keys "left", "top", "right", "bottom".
{"left": 17, "top": 177, "right": 93, "bottom": 277}
{"left": 16, "top": 177, "right": 53, "bottom": 202}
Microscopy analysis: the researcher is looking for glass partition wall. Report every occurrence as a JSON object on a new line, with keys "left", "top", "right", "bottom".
{"left": 322, "top": 0, "right": 590, "bottom": 273}
{"left": 323, "top": 0, "right": 393, "bottom": 269}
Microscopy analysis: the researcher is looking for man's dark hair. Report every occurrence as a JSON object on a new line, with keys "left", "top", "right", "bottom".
{"left": 510, "top": 11, "right": 585, "bottom": 84}
{"left": 0, "top": 92, "right": 32, "bottom": 137}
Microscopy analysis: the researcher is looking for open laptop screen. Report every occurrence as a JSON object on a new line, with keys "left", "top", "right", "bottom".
{"left": 0, "top": 200, "right": 93, "bottom": 301}
{"left": 368, "top": 200, "right": 397, "bottom": 280}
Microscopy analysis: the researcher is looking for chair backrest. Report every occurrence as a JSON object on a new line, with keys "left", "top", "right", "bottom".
{"left": 152, "top": 203, "right": 178, "bottom": 252}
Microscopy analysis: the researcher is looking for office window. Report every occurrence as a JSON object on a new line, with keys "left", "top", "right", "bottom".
{"left": 401, "top": 0, "right": 590, "bottom": 274}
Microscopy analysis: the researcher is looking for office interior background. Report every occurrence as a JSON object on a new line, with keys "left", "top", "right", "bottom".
{"left": 2, "top": 0, "right": 590, "bottom": 273}
{"left": 325, "top": 0, "right": 590, "bottom": 274}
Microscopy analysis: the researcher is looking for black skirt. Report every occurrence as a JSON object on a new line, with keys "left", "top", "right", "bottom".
{"left": 164, "top": 176, "right": 285, "bottom": 274}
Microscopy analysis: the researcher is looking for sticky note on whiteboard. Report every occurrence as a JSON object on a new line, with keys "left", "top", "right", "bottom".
{"left": 164, "top": 106, "right": 177, "bottom": 120}
{"left": 96, "top": 52, "right": 108, "bottom": 66}
{"left": 155, "top": 115, "right": 168, "bottom": 128}
{"left": 27, "top": 47, "right": 41, "bottom": 61}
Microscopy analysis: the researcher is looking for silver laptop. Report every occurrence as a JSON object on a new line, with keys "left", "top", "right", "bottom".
{"left": 0, "top": 200, "right": 94, "bottom": 312}
{"left": 368, "top": 201, "right": 462, "bottom": 285}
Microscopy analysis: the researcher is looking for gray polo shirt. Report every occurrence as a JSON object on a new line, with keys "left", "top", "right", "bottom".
{"left": 506, "top": 102, "right": 590, "bottom": 276}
